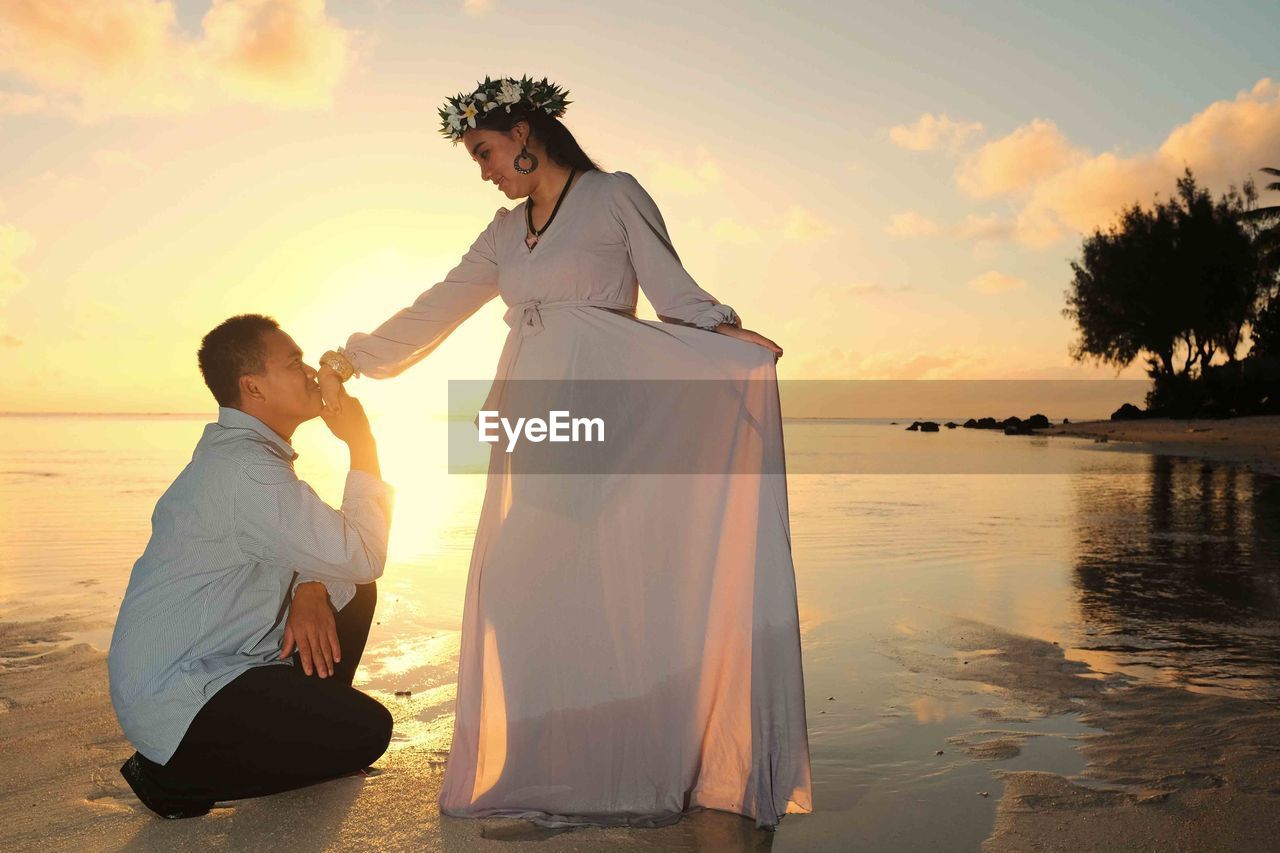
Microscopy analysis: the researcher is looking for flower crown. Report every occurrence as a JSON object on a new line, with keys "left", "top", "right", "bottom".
{"left": 438, "top": 75, "right": 571, "bottom": 142}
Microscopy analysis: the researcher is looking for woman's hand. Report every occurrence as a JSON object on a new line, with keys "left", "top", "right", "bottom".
{"left": 318, "top": 363, "right": 345, "bottom": 414}
{"left": 715, "top": 324, "right": 783, "bottom": 361}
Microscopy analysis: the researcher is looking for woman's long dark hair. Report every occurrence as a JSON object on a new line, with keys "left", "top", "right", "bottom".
{"left": 475, "top": 107, "right": 602, "bottom": 173}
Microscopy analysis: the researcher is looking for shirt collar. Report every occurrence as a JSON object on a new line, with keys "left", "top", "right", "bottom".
{"left": 216, "top": 407, "right": 299, "bottom": 462}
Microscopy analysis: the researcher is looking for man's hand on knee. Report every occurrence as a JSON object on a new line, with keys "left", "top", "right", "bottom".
{"left": 280, "top": 582, "right": 341, "bottom": 678}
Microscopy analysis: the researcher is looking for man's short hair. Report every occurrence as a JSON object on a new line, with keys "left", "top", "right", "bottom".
{"left": 197, "top": 314, "right": 280, "bottom": 406}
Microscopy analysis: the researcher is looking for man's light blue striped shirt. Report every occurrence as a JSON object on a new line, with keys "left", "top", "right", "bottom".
{"left": 107, "top": 407, "right": 394, "bottom": 764}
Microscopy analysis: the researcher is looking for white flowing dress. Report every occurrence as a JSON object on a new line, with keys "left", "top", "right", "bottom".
{"left": 342, "top": 169, "right": 812, "bottom": 828}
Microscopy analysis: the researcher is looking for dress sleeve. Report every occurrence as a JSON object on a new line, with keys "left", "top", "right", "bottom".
{"left": 341, "top": 207, "right": 509, "bottom": 379}
{"left": 608, "top": 172, "right": 741, "bottom": 330}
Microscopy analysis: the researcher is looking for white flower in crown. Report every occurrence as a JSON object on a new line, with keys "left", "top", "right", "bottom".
{"left": 461, "top": 101, "right": 479, "bottom": 128}
{"left": 445, "top": 103, "right": 462, "bottom": 132}
{"left": 497, "top": 79, "right": 523, "bottom": 105}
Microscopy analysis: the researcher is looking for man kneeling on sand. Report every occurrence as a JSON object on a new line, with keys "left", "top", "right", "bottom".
{"left": 108, "top": 314, "right": 395, "bottom": 819}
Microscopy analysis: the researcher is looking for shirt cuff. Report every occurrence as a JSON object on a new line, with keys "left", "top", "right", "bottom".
{"left": 691, "top": 303, "right": 741, "bottom": 330}
{"left": 344, "top": 469, "right": 394, "bottom": 502}
{"left": 293, "top": 578, "right": 357, "bottom": 612}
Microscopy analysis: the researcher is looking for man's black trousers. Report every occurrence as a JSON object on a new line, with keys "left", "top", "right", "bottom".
{"left": 126, "top": 582, "right": 391, "bottom": 813}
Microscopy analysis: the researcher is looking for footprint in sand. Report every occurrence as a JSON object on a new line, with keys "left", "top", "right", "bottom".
{"left": 83, "top": 769, "right": 145, "bottom": 815}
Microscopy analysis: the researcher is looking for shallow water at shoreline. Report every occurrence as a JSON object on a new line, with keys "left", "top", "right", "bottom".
{"left": 2, "top": 414, "right": 1278, "bottom": 850}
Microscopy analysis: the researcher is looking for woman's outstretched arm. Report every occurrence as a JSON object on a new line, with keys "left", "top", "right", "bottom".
{"left": 319, "top": 207, "right": 509, "bottom": 409}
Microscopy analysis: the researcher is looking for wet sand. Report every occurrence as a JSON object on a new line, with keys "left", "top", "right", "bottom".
{"left": 883, "top": 618, "right": 1280, "bottom": 852}
{"left": 1043, "top": 415, "right": 1280, "bottom": 476}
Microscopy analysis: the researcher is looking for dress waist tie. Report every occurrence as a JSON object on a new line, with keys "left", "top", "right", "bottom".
{"left": 481, "top": 298, "right": 638, "bottom": 415}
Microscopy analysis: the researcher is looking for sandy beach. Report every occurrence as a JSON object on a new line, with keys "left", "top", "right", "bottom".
{"left": 1042, "top": 415, "right": 1280, "bottom": 477}
{"left": 0, "top": 618, "right": 776, "bottom": 852}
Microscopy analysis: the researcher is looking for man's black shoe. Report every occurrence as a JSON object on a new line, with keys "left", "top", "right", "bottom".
{"left": 119, "top": 753, "right": 214, "bottom": 820}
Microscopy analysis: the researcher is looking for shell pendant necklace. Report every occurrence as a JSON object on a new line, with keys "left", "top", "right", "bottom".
{"left": 525, "top": 168, "right": 577, "bottom": 252}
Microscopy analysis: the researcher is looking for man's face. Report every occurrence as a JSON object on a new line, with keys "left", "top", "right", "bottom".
{"left": 247, "top": 329, "right": 323, "bottom": 422}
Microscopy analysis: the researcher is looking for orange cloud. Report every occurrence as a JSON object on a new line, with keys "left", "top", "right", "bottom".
{"left": 0, "top": 0, "right": 357, "bottom": 118}
{"left": 955, "top": 119, "right": 1087, "bottom": 199}
{"left": 889, "top": 113, "right": 984, "bottom": 152}
{"left": 200, "top": 0, "right": 355, "bottom": 107}
{"left": 955, "top": 79, "right": 1280, "bottom": 248}
{"left": 967, "top": 271, "right": 1027, "bottom": 295}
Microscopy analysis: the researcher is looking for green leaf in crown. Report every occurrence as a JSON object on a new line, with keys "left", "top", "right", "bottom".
{"left": 438, "top": 76, "right": 572, "bottom": 142}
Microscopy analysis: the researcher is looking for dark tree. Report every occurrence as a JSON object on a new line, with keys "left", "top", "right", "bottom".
{"left": 1063, "top": 169, "right": 1268, "bottom": 380}
{"left": 1243, "top": 166, "right": 1280, "bottom": 357}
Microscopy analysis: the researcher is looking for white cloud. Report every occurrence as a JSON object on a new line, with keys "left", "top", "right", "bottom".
{"left": 889, "top": 113, "right": 984, "bottom": 152}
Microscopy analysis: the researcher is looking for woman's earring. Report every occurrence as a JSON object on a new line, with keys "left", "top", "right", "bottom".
{"left": 514, "top": 146, "right": 539, "bottom": 175}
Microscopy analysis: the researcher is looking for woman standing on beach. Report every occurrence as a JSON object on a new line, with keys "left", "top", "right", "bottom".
{"left": 317, "top": 76, "right": 812, "bottom": 829}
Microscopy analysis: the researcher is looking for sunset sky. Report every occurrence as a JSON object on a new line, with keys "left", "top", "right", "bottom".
{"left": 1, "top": 0, "right": 1278, "bottom": 415}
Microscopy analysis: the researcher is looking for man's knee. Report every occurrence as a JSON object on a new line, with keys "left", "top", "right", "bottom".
{"left": 356, "top": 698, "right": 393, "bottom": 767}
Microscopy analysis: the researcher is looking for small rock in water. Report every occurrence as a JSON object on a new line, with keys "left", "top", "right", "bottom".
{"left": 979, "top": 791, "right": 989, "bottom": 798}
{"left": 827, "top": 696, "right": 835, "bottom": 700}
{"left": 935, "top": 749, "right": 944, "bottom": 755}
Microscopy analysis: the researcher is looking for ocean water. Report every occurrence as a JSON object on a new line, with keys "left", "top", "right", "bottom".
{"left": 2, "top": 414, "right": 1278, "bottom": 850}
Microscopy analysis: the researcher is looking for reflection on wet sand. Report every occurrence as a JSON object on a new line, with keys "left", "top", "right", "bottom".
{"left": 1068, "top": 456, "right": 1280, "bottom": 700}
